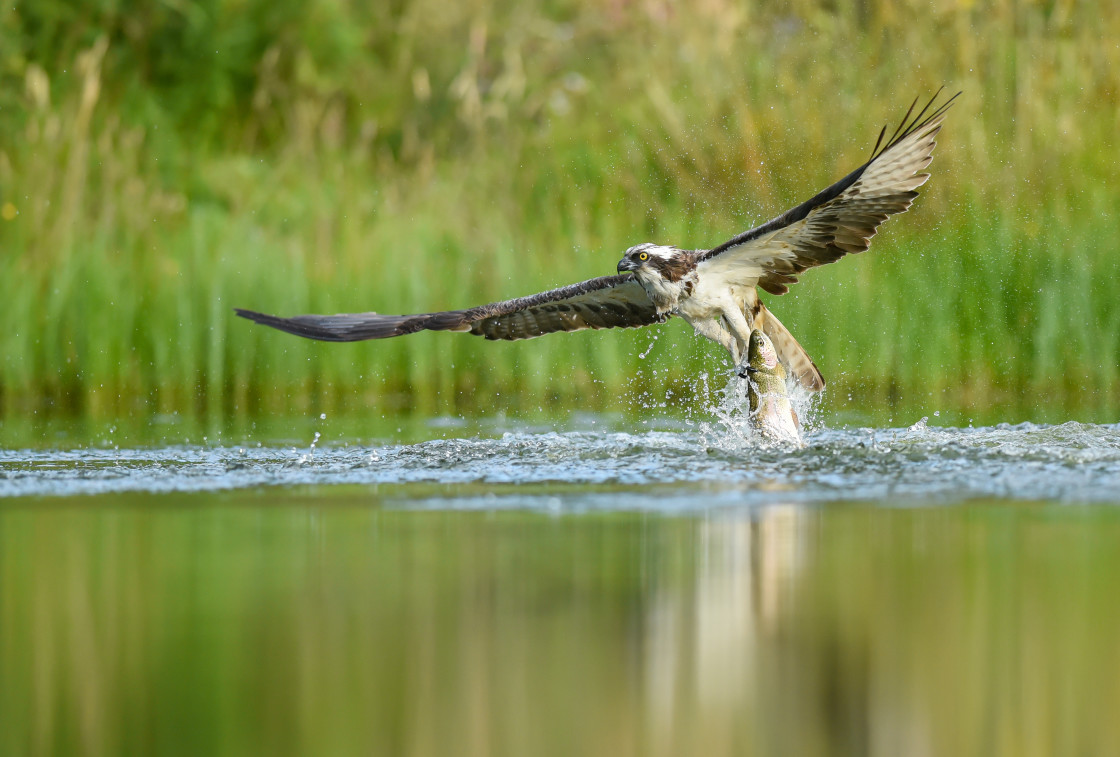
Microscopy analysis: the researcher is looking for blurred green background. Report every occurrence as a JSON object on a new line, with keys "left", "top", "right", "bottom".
{"left": 1, "top": 0, "right": 1117, "bottom": 425}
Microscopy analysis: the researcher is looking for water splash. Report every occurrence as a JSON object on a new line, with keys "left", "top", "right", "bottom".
{"left": 3, "top": 421, "right": 1119, "bottom": 505}
{"left": 696, "top": 370, "right": 821, "bottom": 451}
{"left": 296, "top": 427, "right": 323, "bottom": 466}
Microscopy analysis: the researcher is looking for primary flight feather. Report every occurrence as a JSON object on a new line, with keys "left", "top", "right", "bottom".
{"left": 237, "top": 91, "right": 957, "bottom": 391}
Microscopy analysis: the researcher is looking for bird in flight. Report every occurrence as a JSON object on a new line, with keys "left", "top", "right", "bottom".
{"left": 237, "top": 91, "right": 956, "bottom": 391}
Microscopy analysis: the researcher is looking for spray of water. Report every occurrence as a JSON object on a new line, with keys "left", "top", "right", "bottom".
{"left": 294, "top": 414, "right": 327, "bottom": 465}
{"left": 622, "top": 336, "right": 822, "bottom": 449}
{"left": 696, "top": 371, "right": 822, "bottom": 452}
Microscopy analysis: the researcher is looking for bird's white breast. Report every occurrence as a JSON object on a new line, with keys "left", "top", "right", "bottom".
{"left": 633, "top": 267, "right": 694, "bottom": 314}
{"left": 676, "top": 275, "right": 754, "bottom": 321}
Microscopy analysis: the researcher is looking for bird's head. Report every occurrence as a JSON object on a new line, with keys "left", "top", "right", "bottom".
{"left": 617, "top": 243, "right": 687, "bottom": 280}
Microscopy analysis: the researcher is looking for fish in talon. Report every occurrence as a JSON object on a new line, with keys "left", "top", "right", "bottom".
{"left": 743, "top": 329, "right": 803, "bottom": 445}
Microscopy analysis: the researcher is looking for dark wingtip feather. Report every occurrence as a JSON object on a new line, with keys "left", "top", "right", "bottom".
{"left": 234, "top": 307, "right": 377, "bottom": 342}
{"left": 869, "top": 124, "right": 887, "bottom": 161}
{"left": 234, "top": 307, "right": 311, "bottom": 339}
{"left": 234, "top": 308, "right": 304, "bottom": 333}
{"left": 235, "top": 308, "right": 284, "bottom": 329}
{"left": 871, "top": 87, "right": 960, "bottom": 161}
{"left": 702, "top": 89, "right": 958, "bottom": 264}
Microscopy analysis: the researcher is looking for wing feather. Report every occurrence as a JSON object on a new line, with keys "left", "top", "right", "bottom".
{"left": 699, "top": 90, "right": 958, "bottom": 295}
{"left": 235, "top": 274, "right": 665, "bottom": 343}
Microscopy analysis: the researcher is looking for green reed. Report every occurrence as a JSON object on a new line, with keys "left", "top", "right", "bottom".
{"left": 1, "top": 0, "right": 1116, "bottom": 423}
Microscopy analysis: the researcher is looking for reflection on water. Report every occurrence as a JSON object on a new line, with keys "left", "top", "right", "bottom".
{"left": 3, "top": 495, "right": 1119, "bottom": 757}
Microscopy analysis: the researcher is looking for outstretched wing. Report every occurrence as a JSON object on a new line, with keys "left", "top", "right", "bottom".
{"left": 235, "top": 274, "right": 665, "bottom": 342}
{"left": 699, "top": 90, "right": 957, "bottom": 295}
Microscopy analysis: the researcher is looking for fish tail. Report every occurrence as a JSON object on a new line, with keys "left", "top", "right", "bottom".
{"left": 755, "top": 303, "right": 825, "bottom": 391}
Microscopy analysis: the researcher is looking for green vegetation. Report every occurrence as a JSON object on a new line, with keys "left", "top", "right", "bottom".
{"left": 1, "top": 0, "right": 1116, "bottom": 424}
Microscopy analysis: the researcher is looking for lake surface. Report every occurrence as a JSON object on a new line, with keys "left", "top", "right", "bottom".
{"left": 3, "top": 408, "right": 1120, "bottom": 756}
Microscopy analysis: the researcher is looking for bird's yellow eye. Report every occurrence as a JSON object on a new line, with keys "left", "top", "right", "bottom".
{"left": 638, "top": 252, "right": 649, "bottom": 261}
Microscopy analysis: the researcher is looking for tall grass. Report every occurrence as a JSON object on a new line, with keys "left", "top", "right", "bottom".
{"left": 1, "top": 0, "right": 1117, "bottom": 425}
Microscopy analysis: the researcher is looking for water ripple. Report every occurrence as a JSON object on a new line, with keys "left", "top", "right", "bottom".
{"left": 1, "top": 422, "right": 1118, "bottom": 507}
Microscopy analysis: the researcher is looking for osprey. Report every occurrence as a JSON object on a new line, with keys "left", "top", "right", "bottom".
{"left": 237, "top": 92, "right": 956, "bottom": 391}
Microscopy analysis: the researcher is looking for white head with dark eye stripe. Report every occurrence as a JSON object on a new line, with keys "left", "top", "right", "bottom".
{"left": 616, "top": 243, "right": 697, "bottom": 311}
{"left": 617, "top": 243, "right": 680, "bottom": 274}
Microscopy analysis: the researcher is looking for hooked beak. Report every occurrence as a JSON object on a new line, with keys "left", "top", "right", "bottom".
{"left": 617, "top": 258, "right": 636, "bottom": 274}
